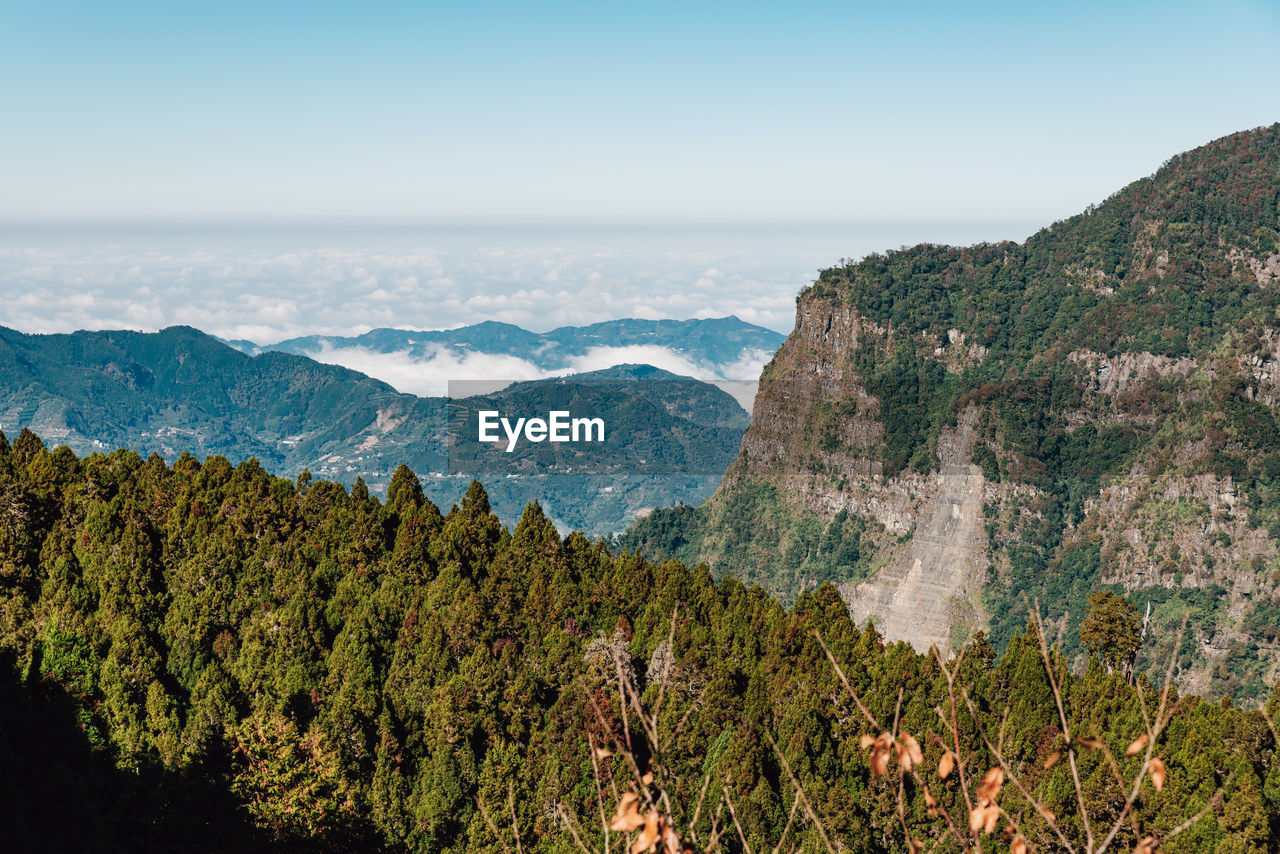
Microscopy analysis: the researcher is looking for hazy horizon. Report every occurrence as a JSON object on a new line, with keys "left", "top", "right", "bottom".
{"left": 0, "top": 219, "right": 1041, "bottom": 342}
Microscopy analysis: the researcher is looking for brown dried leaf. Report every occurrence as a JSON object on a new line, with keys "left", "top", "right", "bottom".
{"left": 641, "top": 771, "right": 654, "bottom": 786}
{"left": 594, "top": 746, "right": 615, "bottom": 760}
{"left": 924, "top": 788, "right": 939, "bottom": 817}
{"left": 1149, "top": 757, "right": 1166, "bottom": 792}
{"left": 1075, "top": 736, "right": 1104, "bottom": 751}
{"left": 860, "top": 733, "right": 877, "bottom": 750}
{"left": 908, "top": 839, "right": 923, "bottom": 854}
{"left": 1043, "top": 750, "right": 1062, "bottom": 769}
{"left": 1126, "top": 734, "right": 1149, "bottom": 756}
{"left": 631, "top": 811, "right": 660, "bottom": 854}
{"left": 902, "top": 733, "right": 924, "bottom": 768}
{"left": 870, "top": 732, "right": 894, "bottom": 777}
{"left": 660, "top": 817, "right": 684, "bottom": 854}
{"left": 968, "top": 804, "right": 1001, "bottom": 835}
{"left": 938, "top": 749, "right": 955, "bottom": 780}
{"left": 1011, "top": 835, "right": 1028, "bottom": 854}
{"left": 610, "top": 792, "right": 646, "bottom": 832}
{"left": 1133, "top": 836, "right": 1159, "bottom": 854}
{"left": 976, "top": 767, "right": 1004, "bottom": 807}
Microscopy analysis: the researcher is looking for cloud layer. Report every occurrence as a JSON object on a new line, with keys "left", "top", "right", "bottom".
{"left": 0, "top": 222, "right": 1027, "bottom": 342}
{"left": 0, "top": 225, "right": 839, "bottom": 340}
{"left": 302, "top": 341, "right": 766, "bottom": 410}
{"left": 0, "top": 222, "right": 1031, "bottom": 405}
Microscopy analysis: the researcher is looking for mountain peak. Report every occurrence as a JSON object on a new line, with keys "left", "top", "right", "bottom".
{"left": 628, "top": 126, "right": 1280, "bottom": 699}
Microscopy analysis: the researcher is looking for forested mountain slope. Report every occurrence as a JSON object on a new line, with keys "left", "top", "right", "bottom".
{"left": 0, "top": 324, "right": 444, "bottom": 479}
{"left": 623, "top": 124, "right": 1280, "bottom": 702}
{"left": 0, "top": 431, "right": 1276, "bottom": 852}
{"left": 0, "top": 328, "right": 747, "bottom": 534}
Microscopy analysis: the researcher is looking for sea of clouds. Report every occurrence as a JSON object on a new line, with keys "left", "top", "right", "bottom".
{"left": 303, "top": 340, "right": 772, "bottom": 397}
{"left": 0, "top": 221, "right": 1030, "bottom": 399}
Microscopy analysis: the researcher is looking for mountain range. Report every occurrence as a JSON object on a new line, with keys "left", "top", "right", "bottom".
{"left": 0, "top": 324, "right": 761, "bottom": 534}
{"left": 220, "top": 317, "right": 783, "bottom": 405}
{"left": 240, "top": 316, "right": 784, "bottom": 370}
{"left": 3, "top": 127, "right": 1280, "bottom": 854}
{"left": 7, "top": 127, "right": 1280, "bottom": 699}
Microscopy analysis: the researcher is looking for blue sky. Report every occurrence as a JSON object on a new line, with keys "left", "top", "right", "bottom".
{"left": 2, "top": 0, "right": 1277, "bottom": 222}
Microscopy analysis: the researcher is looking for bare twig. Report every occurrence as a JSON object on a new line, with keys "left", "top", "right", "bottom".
{"left": 1029, "top": 597, "right": 1094, "bottom": 852}
{"left": 557, "top": 804, "right": 600, "bottom": 854}
{"left": 722, "top": 782, "right": 754, "bottom": 854}
{"left": 477, "top": 795, "right": 514, "bottom": 854}
{"left": 703, "top": 798, "right": 728, "bottom": 854}
{"left": 689, "top": 771, "right": 714, "bottom": 844}
{"left": 654, "top": 604, "right": 679, "bottom": 725}
{"left": 508, "top": 782, "right": 524, "bottom": 854}
{"left": 960, "top": 688, "right": 1078, "bottom": 854}
{"left": 586, "top": 733, "right": 611, "bottom": 853}
{"left": 765, "top": 732, "right": 837, "bottom": 854}
{"left": 1161, "top": 773, "right": 1233, "bottom": 841}
{"left": 1093, "top": 617, "right": 1190, "bottom": 854}
{"left": 771, "top": 797, "right": 802, "bottom": 854}
{"left": 821, "top": 631, "right": 971, "bottom": 852}
{"left": 814, "top": 630, "right": 878, "bottom": 729}
{"left": 931, "top": 646, "right": 981, "bottom": 854}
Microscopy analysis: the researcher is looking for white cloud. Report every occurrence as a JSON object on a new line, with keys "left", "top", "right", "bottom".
{"left": 0, "top": 225, "right": 859, "bottom": 343}
{"left": 300, "top": 341, "right": 766, "bottom": 411}
{"left": 14, "top": 223, "right": 1027, "bottom": 389}
{"left": 305, "top": 343, "right": 551, "bottom": 397}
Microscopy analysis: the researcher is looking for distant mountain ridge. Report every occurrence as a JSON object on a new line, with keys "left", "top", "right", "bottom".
{"left": 233, "top": 316, "right": 785, "bottom": 372}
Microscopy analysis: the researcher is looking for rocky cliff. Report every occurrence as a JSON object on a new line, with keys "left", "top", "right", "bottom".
{"left": 626, "top": 124, "right": 1280, "bottom": 701}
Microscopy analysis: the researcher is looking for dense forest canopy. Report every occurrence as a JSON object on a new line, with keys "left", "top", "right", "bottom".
{"left": 1, "top": 428, "right": 1278, "bottom": 852}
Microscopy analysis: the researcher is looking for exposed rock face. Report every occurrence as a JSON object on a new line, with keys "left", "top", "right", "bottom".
{"left": 844, "top": 411, "right": 988, "bottom": 655}
{"left": 730, "top": 296, "right": 993, "bottom": 654}
{"left": 720, "top": 287, "right": 1280, "bottom": 687}
{"left": 1066, "top": 350, "right": 1197, "bottom": 396}
{"left": 672, "top": 126, "right": 1280, "bottom": 699}
{"left": 731, "top": 301, "right": 885, "bottom": 483}
{"left": 1227, "top": 246, "right": 1280, "bottom": 285}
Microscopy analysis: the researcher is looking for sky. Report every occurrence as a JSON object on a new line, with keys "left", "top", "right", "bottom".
{"left": 0, "top": 1, "right": 1277, "bottom": 394}
{"left": 1, "top": 0, "right": 1277, "bottom": 223}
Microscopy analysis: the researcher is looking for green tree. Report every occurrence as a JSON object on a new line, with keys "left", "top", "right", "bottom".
{"left": 1079, "top": 589, "right": 1142, "bottom": 679}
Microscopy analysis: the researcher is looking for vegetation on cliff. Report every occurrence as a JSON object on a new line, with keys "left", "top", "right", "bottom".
{"left": 625, "top": 126, "right": 1280, "bottom": 700}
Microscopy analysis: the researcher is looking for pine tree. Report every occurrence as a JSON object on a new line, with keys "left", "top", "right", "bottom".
{"left": 1080, "top": 589, "right": 1142, "bottom": 679}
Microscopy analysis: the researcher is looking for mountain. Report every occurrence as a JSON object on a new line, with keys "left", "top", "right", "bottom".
{"left": 250, "top": 316, "right": 785, "bottom": 375}
{"left": 0, "top": 328, "right": 747, "bottom": 534}
{"left": 427, "top": 363, "right": 749, "bottom": 533}
{"left": 499, "top": 363, "right": 751, "bottom": 429}
{"left": 623, "top": 124, "right": 1280, "bottom": 701}
{"left": 0, "top": 324, "right": 447, "bottom": 476}
{"left": 448, "top": 364, "right": 747, "bottom": 477}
